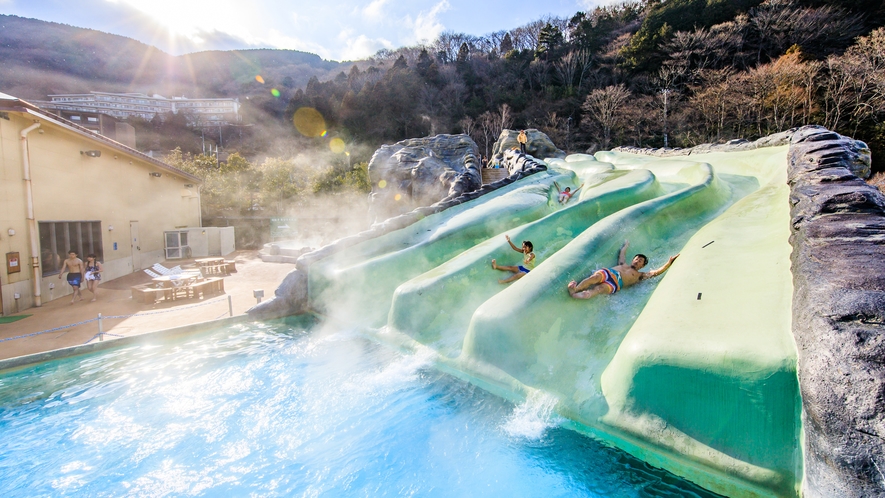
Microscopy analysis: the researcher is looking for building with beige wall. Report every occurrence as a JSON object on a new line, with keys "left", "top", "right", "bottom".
{"left": 0, "top": 92, "right": 203, "bottom": 316}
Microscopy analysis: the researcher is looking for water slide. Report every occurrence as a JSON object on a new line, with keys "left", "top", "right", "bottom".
{"left": 305, "top": 146, "right": 800, "bottom": 497}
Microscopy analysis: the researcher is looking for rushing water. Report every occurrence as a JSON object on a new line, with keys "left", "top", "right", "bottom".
{"left": 0, "top": 319, "right": 720, "bottom": 497}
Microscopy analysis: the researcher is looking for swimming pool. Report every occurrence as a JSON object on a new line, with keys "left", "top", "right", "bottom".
{"left": 0, "top": 319, "right": 719, "bottom": 496}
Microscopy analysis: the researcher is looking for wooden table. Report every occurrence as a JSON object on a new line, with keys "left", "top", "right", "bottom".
{"left": 152, "top": 273, "right": 201, "bottom": 300}
{"left": 195, "top": 257, "right": 227, "bottom": 275}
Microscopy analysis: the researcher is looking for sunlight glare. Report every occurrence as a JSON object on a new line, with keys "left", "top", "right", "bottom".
{"left": 292, "top": 107, "right": 326, "bottom": 138}
{"left": 114, "top": 0, "right": 262, "bottom": 46}
{"left": 329, "top": 137, "right": 346, "bottom": 153}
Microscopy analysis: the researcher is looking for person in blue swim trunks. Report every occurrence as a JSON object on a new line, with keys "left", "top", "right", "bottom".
{"left": 492, "top": 235, "right": 536, "bottom": 284}
{"left": 568, "top": 240, "right": 678, "bottom": 299}
{"left": 59, "top": 250, "right": 84, "bottom": 304}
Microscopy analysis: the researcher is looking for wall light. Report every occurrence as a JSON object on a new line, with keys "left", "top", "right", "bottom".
{"left": 81, "top": 150, "right": 101, "bottom": 157}
{"left": 108, "top": 225, "right": 114, "bottom": 232}
{"left": 149, "top": 172, "right": 162, "bottom": 178}
{"left": 7, "top": 228, "right": 14, "bottom": 236}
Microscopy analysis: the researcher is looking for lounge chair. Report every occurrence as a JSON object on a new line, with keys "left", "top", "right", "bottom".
{"left": 152, "top": 263, "right": 182, "bottom": 275}
{"left": 144, "top": 269, "right": 162, "bottom": 278}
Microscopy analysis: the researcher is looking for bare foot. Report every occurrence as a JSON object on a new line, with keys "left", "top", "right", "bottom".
{"left": 567, "top": 281, "right": 577, "bottom": 296}
{"left": 491, "top": 259, "right": 497, "bottom": 270}
{"left": 90, "top": 298, "right": 97, "bottom": 302}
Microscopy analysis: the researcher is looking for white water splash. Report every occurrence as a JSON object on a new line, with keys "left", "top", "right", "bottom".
{"left": 361, "top": 349, "right": 435, "bottom": 391}
{"left": 501, "top": 391, "right": 563, "bottom": 440}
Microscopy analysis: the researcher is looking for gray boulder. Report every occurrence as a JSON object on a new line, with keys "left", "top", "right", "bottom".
{"left": 246, "top": 268, "right": 309, "bottom": 319}
{"left": 367, "top": 134, "right": 482, "bottom": 222}
{"left": 491, "top": 129, "right": 565, "bottom": 164}
{"left": 788, "top": 125, "right": 885, "bottom": 498}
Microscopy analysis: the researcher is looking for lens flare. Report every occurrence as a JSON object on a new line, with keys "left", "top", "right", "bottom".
{"left": 321, "top": 130, "right": 328, "bottom": 137}
{"left": 329, "top": 137, "right": 345, "bottom": 154}
{"left": 394, "top": 194, "right": 402, "bottom": 201}
{"left": 378, "top": 180, "right": 387, "bottom": 189}
{"left": 271, "top": 88, "right": 280, "bottom": 98}
{"left": 255, "top": 75, "right": 265, "bottom": 84}
{"left": 293, "top": 107, "right": 326, "bottom": 137}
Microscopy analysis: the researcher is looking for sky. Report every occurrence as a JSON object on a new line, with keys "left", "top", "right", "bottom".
{"left": 0, "top": 0, "right": 620, "bottom": 61}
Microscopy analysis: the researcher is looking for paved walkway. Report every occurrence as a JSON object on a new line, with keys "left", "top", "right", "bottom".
{"left": 0, "top": 250, "right": 295, "bottom": 360}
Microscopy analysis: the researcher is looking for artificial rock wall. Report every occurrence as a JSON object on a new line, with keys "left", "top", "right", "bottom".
{"left": 787, "top": 126, "right": 885, "bottom": 497}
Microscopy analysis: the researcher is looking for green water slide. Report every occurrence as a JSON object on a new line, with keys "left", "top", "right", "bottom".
{"left": 308, "top": 169, "right": 577, "bottom": 325}
{"left": 306, "top": 146, "right": 801, "bottom": 497}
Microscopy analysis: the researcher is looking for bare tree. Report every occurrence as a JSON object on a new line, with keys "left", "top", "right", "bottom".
{"left": 459, "top": 116, "right": 476, "bottom": 137}
{"left": 497, "top": 103, "right": 514, "bottom": 132}
{"left": 823, "top": 28, "right": 885, "bottom": 134}
{"left": 554, "top": 51, "right": 582, "bottom": 94}
{"left": 582, "top": 84, "right": 632, "bottom": 149}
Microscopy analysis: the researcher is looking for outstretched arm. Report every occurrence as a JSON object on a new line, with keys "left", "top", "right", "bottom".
{"left": 553, "top": 181, "right": 561, "bottom": 191}
{"left": 640, "top": 254, "right": 680, "bottom": 280}
{"left": 618, "top": 240, "right": 629, "bottom": 266}
{"left": 573, "top": 183, "right": 584, "bottom": 194}
{"left": 505, "top": 235, "right": 521, "bottom": 252}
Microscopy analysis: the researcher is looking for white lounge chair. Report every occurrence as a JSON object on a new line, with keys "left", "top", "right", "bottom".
{"left": 152, "top": 263, "right": 181, "bottom": 275}
{"left": 144, "top": 269, "right": 162, "bottom": 278}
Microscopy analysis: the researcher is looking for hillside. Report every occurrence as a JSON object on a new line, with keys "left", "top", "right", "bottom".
{"left": 0, "top": 15, "right": 342, "bottom": 101}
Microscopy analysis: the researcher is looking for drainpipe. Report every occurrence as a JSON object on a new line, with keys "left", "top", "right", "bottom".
{"left": 20, "top": 122, "right": 43, "bottom": 307}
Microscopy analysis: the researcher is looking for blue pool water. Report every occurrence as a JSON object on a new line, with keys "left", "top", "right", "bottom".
{"left": 0, "top": 319, "right": 719, "bottom": 497}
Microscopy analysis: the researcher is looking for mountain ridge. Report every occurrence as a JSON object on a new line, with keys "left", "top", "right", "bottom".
{"left": 0, "top": 14, "right": 342, "bottom": 101}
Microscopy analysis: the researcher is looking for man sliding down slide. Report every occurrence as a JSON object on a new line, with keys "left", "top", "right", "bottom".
{"left": 568, "top": 240, "right": 679, "bottom": 299}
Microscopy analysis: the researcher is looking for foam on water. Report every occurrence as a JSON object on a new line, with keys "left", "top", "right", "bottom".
{"left": 501, "top": 390, "right": 563, "bottom": 440}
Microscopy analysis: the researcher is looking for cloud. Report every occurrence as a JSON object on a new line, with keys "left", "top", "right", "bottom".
{"left": 407, "top": 0, "right": 450, "bottom": 45}
{"left": 362, "top": 0, "right": 390, "bottom": 20}
{"left": 340, "top": 34, "right": 393, "bottom": 61}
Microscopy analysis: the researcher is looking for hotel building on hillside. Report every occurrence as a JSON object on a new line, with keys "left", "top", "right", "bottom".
{"left": 0, "top": 92, "right": 234, "bottom": 316}
{"left": 33, "top": 92, "right": 241, "bottom": 127}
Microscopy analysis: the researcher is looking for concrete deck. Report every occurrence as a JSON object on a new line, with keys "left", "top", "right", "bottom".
{"left": 0, "top": 250, "right": 295, "bottom": 360}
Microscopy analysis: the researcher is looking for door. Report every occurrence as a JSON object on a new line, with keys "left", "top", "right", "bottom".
{"left": 130, "top": 221, "right": 143, "bottom": 271}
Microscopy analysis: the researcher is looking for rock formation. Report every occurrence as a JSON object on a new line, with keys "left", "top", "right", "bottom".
{"left": 491, "top": 128, "right": 565, "bottom": 164}
{"left": 787, "top": 126, "right": 884, "bottom": 498}
{"left": 366, "top": 134, "right": 482, "bottom": 222}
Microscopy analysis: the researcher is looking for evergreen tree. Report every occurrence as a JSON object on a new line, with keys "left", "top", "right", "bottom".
{"left": 500, "top": 32, "right": 514, "bottom": 53}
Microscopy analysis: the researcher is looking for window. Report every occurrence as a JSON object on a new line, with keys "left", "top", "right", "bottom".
{"left": 39, "top": 221, "right": 103, "bottom": 276}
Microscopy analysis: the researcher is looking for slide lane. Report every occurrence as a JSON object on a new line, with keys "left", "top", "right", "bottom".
{"left": 386, "top": 168, "right": 663, "bottom": 355}
{"left": 308, "top": 170, "right": 579, "bottom": 326}
{"left": 458, "top": 161, "right": 733, "bottom": 413}
{"left": 595, "top": 148, "right": 799, "bottom": 497}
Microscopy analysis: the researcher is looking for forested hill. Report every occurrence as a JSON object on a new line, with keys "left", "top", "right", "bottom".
{"left": 284, "top": 0, "right": 884, "bottom": 171}
{"left": 1, "top": 1, "right": 884, "bottom": 175}
{"left": 0, "top": 15, "right": 341, "bottom": 101}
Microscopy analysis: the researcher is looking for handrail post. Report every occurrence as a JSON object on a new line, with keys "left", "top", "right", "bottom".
{"left": 98, "top": 313, "right": 103, "bottom": 341}
{"left": 228, "top": 295, "right": 233, "bottom": 317}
